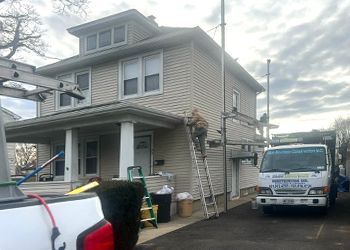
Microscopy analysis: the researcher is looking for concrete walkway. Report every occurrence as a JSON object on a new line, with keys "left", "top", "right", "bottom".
{"left": 137, "top": 194, "right": 255, "bottom": 245}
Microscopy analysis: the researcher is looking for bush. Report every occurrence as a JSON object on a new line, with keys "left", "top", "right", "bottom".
{"left": 94, "top": 181, "right": 144, "bottom": 250}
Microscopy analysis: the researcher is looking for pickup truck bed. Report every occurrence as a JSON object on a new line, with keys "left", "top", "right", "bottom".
{"left": 0, "top": 193, "right": 106, "bottom": 250}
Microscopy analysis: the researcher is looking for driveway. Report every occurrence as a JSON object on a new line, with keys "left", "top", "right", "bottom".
{"left": 137, "top": 193, "right": 350, "bottom": 250}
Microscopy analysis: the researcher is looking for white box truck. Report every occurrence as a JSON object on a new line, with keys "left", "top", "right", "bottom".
{"left": 256, "top": 131, "right": 339, "bottom": 214}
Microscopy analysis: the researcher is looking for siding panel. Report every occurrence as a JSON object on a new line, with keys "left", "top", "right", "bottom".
{"left": 192, "top": 45, "right": 258, "bottom": 198}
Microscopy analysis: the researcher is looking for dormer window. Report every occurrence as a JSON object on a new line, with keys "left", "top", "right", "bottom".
{"left": 85, "top": 24, "right": 127, "bottom": 53}
{"left": 87, "top": 34, "right": 97, "bottom": 51}
{"left": 114, "top": 26, "right": 125, "bottom": 43}
{"left": 99, "top": 30, "right": 111, "bottom": 47}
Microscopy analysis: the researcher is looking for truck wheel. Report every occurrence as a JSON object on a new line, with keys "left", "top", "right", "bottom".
{"left": 262, "top": 206, "right": 274, "bottom": 214}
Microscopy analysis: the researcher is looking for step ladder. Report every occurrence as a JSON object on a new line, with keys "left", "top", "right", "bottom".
{"left": 184, "top": 117, "right": 219, "bottom": 219}
{"left": 127, "top": 166, "right": 158, "bottom": 228}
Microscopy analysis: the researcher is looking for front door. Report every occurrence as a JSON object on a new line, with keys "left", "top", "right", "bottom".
{"left": 134, "top": 136, "right": 152, "bottom": 176}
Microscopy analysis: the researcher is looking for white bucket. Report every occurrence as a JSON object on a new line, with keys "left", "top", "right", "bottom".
{"left": 251, "top": 198, "right": 258, "bottom": 210}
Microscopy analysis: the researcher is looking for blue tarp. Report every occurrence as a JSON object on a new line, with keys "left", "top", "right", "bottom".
{"left": 337, "top": 175, "right": 349, "bottom": 192}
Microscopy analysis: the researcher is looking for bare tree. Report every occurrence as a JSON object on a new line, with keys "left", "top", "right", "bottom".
{"left": 0, "top": 0, "right": 88, "bottom": 59}
{"left": 332, "top": 116, "right": 350, "bottom": 164}
{"left": 54, "top": 0, "right": 89, "bottom": 16}
{"left": 15, "top": 143, "right": 37, "bottom": 175}
{"left": 0, "top": 0, "right": 46, "bottom": 59}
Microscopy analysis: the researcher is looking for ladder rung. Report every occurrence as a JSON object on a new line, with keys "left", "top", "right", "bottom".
{"left": 143, "top": 196, "right": 150, "bottom": 199}
{"left": 141, "top": 218, "right": 156, "bottom": 222}
{"left": 207, "top": 212, "right": 217, "bottom": 215}
{"left": 141, "top": 207, "right": 152, "bottom": 211}
{"left": 133, "top": 177, "right": 143, "bottom": 179}
{"left": 205, "top": 202, "right": 215, "bottom": 206}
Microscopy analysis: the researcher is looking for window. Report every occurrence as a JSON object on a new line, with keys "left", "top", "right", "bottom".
{"left": 99, "top": 30, "right": 111, "bottom": 47}
{"left": 87, "top": 34, "right": 97, "bottom": 51}
{"left": 85, "top": 141, "right": 98, "bottom": 175}
{"left": 56, "top": 69, "right": 91, "bottom": 110}
{"left": 233, "top": 90, "right": 240, "bottom": 112}
{"left": 54, "top": 144, "right": 65, "bottom": 177}
{"left": 120, "top": 52, "right": 163, "bottom": 99}
{"left": 53, "top": 139, "right": 98, "bottom": 178}
{"left": 76, "top": 72, "right": 90, "bottom": 105}
{"left": 123, "top": 60, "right": 138, "bottom": 96}
{"left": 144, "top": 55, "right": 160, "bottom": 93}
{"left": 114, "top": 26, "right": 125, "bottom": 43}
{"left": 85, "top": 25, "right": 126, "bottom": 53}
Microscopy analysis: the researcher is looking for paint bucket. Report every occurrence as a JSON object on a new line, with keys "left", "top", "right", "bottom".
{"left": 141, "top": 205, "right": 158, "bottom": 227}
{"left": 251, "top": 198, "right": 258, "bottom": 210}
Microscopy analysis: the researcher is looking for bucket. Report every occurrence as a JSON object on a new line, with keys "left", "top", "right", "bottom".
{"left": 177, "top": 199, "right": 193, "bottom": 217}
{"left": 251, "top": 198, "right": 258, "bottom": 210}
{"left": 141, "top": 205, "right": 158, "bottom": 227}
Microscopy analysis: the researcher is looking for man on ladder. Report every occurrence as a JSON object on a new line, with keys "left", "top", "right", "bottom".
{"left": 187, "top": 108, "right": 208, "bottom": 159}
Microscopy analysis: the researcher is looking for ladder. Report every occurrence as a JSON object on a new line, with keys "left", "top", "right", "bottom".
{"left": 127, "top": 166, "right": 158, "bottom": 228}
{"left": 184, "top": 117, "right": 219, "bottom": 219}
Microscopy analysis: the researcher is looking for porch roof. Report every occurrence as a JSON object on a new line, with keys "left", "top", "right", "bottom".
{"left": 5, "top": 101, "right": 183, "bottom": 143}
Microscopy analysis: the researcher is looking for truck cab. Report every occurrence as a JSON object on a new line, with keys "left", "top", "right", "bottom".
{"left": 256, "top": 131, "right": 339, "bottom": 214}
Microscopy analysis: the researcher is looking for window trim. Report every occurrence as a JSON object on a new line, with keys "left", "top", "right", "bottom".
{"left": 51, "top": 137, "right": 99, "bottom": 179}
{"left": 84, "top": 24, "right": 127, "bottom": 54}
{"left": 118, "top": 50, "right": 163, "bottom": 100}
{"left": 55, "top": 67, "right": 92, "bottom": 111}
{"left": 52, "top": 143, "right": 65, "bottom": 181}
{"left": 84, "top": 138, "right": 100, "bottom": 177}
{"left": 233, "top": 90, "right": 241, "bottom": 112}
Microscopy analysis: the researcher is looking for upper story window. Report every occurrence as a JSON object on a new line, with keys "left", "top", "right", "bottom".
{"left": 233, "top": 90, "right": 240, "bottom": 112}
{"left": 120, "top": 51, "right": 163, "bottom": 100}
{"left": 56, "top": 69, "right": 91, "bottom": 110}
{"left": 85, "top": 25, "right": 126, "bottom": 53}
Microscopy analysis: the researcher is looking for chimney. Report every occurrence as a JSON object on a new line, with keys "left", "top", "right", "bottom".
{"left": 147, "top": 15, "right": 158, "bottom": 26}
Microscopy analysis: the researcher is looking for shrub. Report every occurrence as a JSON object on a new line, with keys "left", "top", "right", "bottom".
{"left": 94, "top": 181, "right": 144, "bottom": 250}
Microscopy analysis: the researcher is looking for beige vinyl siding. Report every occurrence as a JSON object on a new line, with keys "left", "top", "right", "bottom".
{"left": 192, "top": 44, "right": 258, "bottom": 197}
{"left": 37, "top": 144, "right": 52, "bottom": 176}
{"left": 3, "top": 111, "right": 18, "bottom": 174}
{"left": 127, "top": 21, "right": 153, "bottom": 44}
{"left": 131, "top": 44, "right": 192, "bottom": 114}
{"left": 100, "top": 134, "right": 119, "bottom": 180}
{"left": 239, "top": 164, "right": 259, "bottom": 189}
{"left": 40, "top": 91, "right": 55, "bottom": 116}
{"left": 153, "top": 126, "right": 192, "bottom": 194}
{"left": 91, "top": 62, "right": 118, "bottom": 105}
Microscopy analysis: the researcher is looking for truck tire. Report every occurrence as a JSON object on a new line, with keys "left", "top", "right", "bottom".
{"left": 262, "top": 206, "right": 274, "bottom": 214}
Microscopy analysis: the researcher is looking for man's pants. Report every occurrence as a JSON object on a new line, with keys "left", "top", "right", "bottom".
{"left": 192, "top": 127, "right": 207, "bottom": 156}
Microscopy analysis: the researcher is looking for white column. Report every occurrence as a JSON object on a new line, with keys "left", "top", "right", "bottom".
{"left": 64, "top": 128, "right": 79, "bottom": 182}
{"left": 119, "top": 121, "right": 134, "bottom": 179}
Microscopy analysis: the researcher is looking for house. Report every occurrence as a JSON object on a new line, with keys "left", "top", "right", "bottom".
{"left": 2, "top": 107, "right": 21, "bottom": 175}
{"left": 5, "top": 9, "right": 264, "bottom": 211}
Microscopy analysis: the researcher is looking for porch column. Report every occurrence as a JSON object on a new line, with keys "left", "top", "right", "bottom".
{"left": 64, "top": 128, "right": 79, "bottom": 182}
{"left": 119, "top": 121, "right": 134, "bottom": 179}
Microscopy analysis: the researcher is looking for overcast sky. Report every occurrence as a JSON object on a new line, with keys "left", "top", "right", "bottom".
{"left": 2, "top": 0, "right": 350, "bottom": 134}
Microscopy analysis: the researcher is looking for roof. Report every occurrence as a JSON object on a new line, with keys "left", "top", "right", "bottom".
{"left": 5, "top": 101, "right": 183, "bottom": 143}
{"left": 67, "top": 9, "right": 160, "bottom": 36}
{"left": 38, "top": 28, "right": 264, "bottom": 93}
{"left": 1, "top": 107, "right": 21, "bottom": 120}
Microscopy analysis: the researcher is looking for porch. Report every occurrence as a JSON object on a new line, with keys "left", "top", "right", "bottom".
{"left": 5, "top": 102, "right": 188, "bottom": 202}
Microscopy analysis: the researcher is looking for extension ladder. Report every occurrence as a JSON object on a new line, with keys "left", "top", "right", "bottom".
{"left": 127, "top": 166, "right": 158, "bottom": 228}
{"left": 184, "top": 117, "right": 219, "bottom": 219}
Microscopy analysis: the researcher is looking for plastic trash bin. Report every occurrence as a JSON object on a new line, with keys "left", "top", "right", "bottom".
{"left": 151, "top": 193, "right": 172, "bottom": 223}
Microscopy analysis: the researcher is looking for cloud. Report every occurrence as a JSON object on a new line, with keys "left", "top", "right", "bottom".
{"left": 249, "top": 1, "right": 350, "bottom": 128}
{"left": 205, "top": 1, "right": 232, "bottom": 25}
{"left": 0, "top": 97, "right": 36, "bottom": 120}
